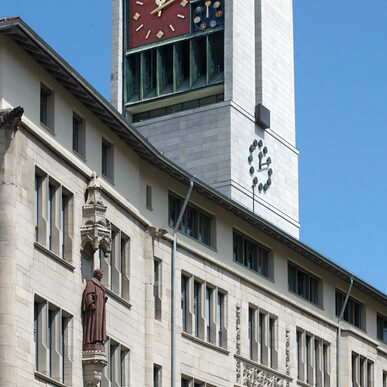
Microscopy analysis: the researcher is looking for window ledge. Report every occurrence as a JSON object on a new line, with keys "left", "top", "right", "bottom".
{"left": 297, "top": 380, "right": 312, "bottom": 387}
{"left": 234, "top": 354, "right": 292, "bottom": 382}
{"left": 34, "top": 242, "right": 75, "bottom": 271}
{"left": 288, "top": 289, "right": 323, "bottom": 310}
{"left": 34, "top": 371, "right": 67, "bottom": 387}
{"left": 40, "top": 122, "right": 55, "bottom": 134}
{"left": 182, "top": 332, "right": 229, "bottom": 355}
{"left": 233, "top": 259, "right": 274, "bottom": 283}
{"left": 105, "top": 288, "right": 132, "bottom": 309}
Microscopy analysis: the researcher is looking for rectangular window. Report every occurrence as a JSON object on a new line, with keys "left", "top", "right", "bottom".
{"left": 120, "top": 234, "right": 130, "bottom": 300}
{"left": 168, "top": 193, "right": 213, "bottom": 247}
{"left": 350, "top": 354, "right": 374, "bottom": 387}
{"left": 101, "top": 338, "right": 129, "bottom": 387}
{"left": 377, "top": 314, "right": 387, "bottom": 343}
{"left": 297, "top": 329, "right": 330, "bottom": 385}
{"left": 288, "top": 262, "right": 320, "bottom": 305}
{"left": 336, "top": 290, "right": 363, "bottom": 328}
{"left": 34, "top": 297, "right": 72, "bottom": 384}
{"left": 259, "top": 313, "right": 264, "bottom": 364}
{"left": 102, "top": 139, "right": 114, "bottom": 180}
{"left": 194, "top": 281, "right": 200, "bottom": 337}
{"left": 233, "top": 230, "right": 271, "bottom": 278}
{"left": 181, "top": 275, "right": 188, "bottom": 332}
{"left": 40, "top": 84, "right": 54, "bottom": 129}
{"left": 72, "top": 113, "right": 85, "bottom": 156}
{"left": 48, "top": 184, "right": 55, "bottom": 251}
{"left": 153, "top": 364, "right": 161, "bottom": 387}
{"left": 146, "top": 185, "right": 153, "bottom": 210}
{"left": 383, "top": 371, "right": 387, "bottom": 387}
{"left": 248, "top": 307, "right": 254, "bottom": 360}
{"left": 34, "top": 175, "right": 40, "bottom": 242}
{"left": 205, "top": 287, "right": 212, "bottom": 342}
{"left": 217, "top": 292, "right": 224, "bottom": 347}
{"left": 269, "top": 317, "right": 275, "bottom": 369}
{"left": 154, "top": 259, "right": 161, "bottom": 320}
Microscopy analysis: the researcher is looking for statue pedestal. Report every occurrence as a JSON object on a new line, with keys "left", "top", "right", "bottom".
{"left": 82, "top": 350, "right": 107, "bottom": 386}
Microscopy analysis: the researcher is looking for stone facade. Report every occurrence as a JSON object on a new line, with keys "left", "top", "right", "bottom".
{"left": 0, "top": 18, "right": 386, "bottom": 387}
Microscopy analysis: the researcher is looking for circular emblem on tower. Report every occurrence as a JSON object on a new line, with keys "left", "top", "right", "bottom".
{"left": 248, "top": 139, "right": 273, "bottom": 192}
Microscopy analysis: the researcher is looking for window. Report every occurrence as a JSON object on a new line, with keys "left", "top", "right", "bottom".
{"left": 72, "top": 113, "right": 85, "bottom": 157}
{"left": 288, "top": 262, "right": 320, "bottom": 305}
{"left": 335, "top": 290, "right": 363, "bottom": 328}
{"left": 181, "top": 275, "right": 188, "bottom": 332}
{"left": 168, "top": 193, "right": 214, "bottom": 247}
{"left": 154, "top": 259, "right": 161, "bottom": 320}
{"left": 351, "top": 352, "right": 373, "bottom": 387}
{"left": 153, "top": 364, "right": 161, "bottom": 387}
{"left": 102, "top": 139, "right": 114, "bottom": 180}
{"left": 34, "top": 169, "right": 73, "bottom": 260}
{"left": 383, "top": 371, "right": 387, "bottom": 387}
{"left": 248, "top": 307, "right": 278, "bottom": 369}
{"left": 297, "top": 329, "right": 330, "bottom": 386}
{"left": 40, "top": 84, "right": 54, "bottom": 129}
{"left": 233, "top": 230, "right": 270, "bottom": 278}
{"left": 34, "top": 296, "right": 72, "bottom": 384}
{"left": 101, "top": 338, "right": 129, "bottom": 387}
{"left": 377, "top": 314, "right": 387, "bottom": 343}
{"left": 146, "top": 185, "right": 153, "bottom": 210}
{"left": 100, "top": 227, "right": 130, "bottom": 300}
{"left": 181, "top": 375, "right": 216, "bottom": 387}
{"left": 181, "top": 273, "right": 227, "bottom": 348}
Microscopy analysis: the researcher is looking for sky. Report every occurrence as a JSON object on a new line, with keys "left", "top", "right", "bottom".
{"left": 1, "top": 1, "right": 386, "bottom": 293}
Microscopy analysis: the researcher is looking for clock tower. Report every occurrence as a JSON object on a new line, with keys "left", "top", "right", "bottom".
{"left": 111, "top": 0, "right": 299, "bottom": 237}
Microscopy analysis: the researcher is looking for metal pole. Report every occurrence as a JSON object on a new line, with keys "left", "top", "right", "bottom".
{"left": 172, "top": 177, "right": 194, "bottom": 387}
{"left": 337, "top": 277, "right": 353, "bottom": 387}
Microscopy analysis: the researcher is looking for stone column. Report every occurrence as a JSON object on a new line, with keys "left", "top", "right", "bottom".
{"left": 0, "top": 107, "right": 23, "bottom": 386}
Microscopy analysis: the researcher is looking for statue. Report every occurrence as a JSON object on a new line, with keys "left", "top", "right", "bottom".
{"left": 82, "top": 269, "right": 108, "bottom": 351}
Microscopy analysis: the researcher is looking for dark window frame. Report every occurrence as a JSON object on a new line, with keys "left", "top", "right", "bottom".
{"left": 288, "top": 261, "right": 320, "bottom": 305}
{"left": 335, "top": 289, "right": 364, "bottom": 329}
{"left": 377, "top": 313, "right": 387, "bottom": 343}
{"left": 232, "top": 230, "right": 270, "bottom": 278}
{"left": 168, "top": 192, "right": 213, "bottom": 247}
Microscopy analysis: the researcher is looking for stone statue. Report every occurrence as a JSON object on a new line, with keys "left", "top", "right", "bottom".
{"left": 82, "top": 269, "right": 108, "bottom": 351}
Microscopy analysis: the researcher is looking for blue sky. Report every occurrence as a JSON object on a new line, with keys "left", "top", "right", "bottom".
{"left": 2, "top": 1, "right": 386, "bottom": 293}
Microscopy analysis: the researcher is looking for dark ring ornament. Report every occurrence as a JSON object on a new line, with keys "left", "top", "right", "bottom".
{"left": 248, "top": 155, "right": 253, "bottom": 163}
{"left": 258, "top": 140, "right": 263, "bottom": 148}
{"left": 264, "top": 183, "right": 268, "bottom": 191}
{"left": 258, "top": 183, "right": 263, "bottom": 191}
{"left": 248, "top": 138, "right": 273, "bottom": 193}
{"left": 253, "top": 177, "right": 258, "bottom": 185}
{"left": 253, "top": 139, "right": 258, "bottom": 147}
{"left": 263, "top": 146, "right": 268, "bottom": 154}
{"left": 267, "top": 178, "right": 271, "bottom": 186}
{"left": 249, "top": 166, "right": 254, "bottom": 174}
{"left": 268, "top": 168, "right": 273, "bottom": 176}
{"left": 249, "top": 144, "right": 255, "bottom": 153}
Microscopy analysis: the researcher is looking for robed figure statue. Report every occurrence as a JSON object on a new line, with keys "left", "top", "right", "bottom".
{"left": 82, "top": 269, "right": 108, "bottom": 351}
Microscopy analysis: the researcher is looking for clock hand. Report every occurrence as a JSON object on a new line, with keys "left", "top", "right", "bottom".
{"left": 205, "top": 0, "right": 211, "bottom": 18}
{"left": 151, "top": 0, "right": 176, "bottom": 15}
{"left": 155, "top": 0, "right": 166, "bottom": 17}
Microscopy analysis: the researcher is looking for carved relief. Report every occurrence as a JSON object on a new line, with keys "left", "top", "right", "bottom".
{"left": 242, "top": 365, "right": 285, "bottom": 386}
{"left": 236, "top": 305, "right": 241, "bottom": 355}
{"left": 0, "top": 106, "right": 24, "bottom": 129}
{"left": 81, "top": 172, "right": 111, "bottom": 257}
{"left": 285, "top": 329, "right": 290, "bottom": 387}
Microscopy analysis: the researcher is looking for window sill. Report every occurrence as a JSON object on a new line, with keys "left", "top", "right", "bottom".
{"left": 40, "top": 122, "right": 55, "bottom": 134}
{"left": 105, "top": 288, "right": 132, "bottom": 309}
{"left": 73, "top": 149, "right": 86, "bottom": 162}
{"left": 34, "top": 242, "right": 75, "bottom": 271}
{"left": 297, "top": 380, "right": 312, "bottom": 387}
{"left": 101, "top": 173, "right": 114, "bottom": 185}
{"left": 169, "top": 225, "right": 217, "bottom": 252}
{"left": 34, "top": 371, "right": 67, "bottom": 387}
{"left": 182, "top": 332, "right": 229, "bottom": 355}
{"left": 288, "top": 289, "right": 323, "bottom": 310}
{"left": 233, "top": 259, "right": 274, "bottom": 283}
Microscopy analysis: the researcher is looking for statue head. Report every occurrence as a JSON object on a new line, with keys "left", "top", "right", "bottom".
{"left": 93, "top": 269, "right": 103, "bottom": 282}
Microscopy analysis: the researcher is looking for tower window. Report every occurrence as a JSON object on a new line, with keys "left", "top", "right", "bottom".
{"left": 72, "top": 113, "right": 85, "bottom": 157}
{"left": 102, "top": 139, "right": 114, "bottom": 181}
{"left": 40, "top": 84, "right": 54, "bottom": 130}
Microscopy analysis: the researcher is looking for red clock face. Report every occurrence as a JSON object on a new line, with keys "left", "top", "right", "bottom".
{"left": 129, "top": 0, "right": 190, "bottom": 48}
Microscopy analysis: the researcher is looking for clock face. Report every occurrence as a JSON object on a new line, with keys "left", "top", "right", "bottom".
{"left": 248, "top": 139, "right": 273, "bottom": 193}
{"left": 192, "top": 0, "right": 224, "bottom": 31}
{"left": 129, "top": 0, "right": 190, "bottom": 48}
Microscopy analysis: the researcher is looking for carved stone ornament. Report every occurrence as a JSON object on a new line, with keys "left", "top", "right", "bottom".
{"left": 81, "top": 172, "right": 111, "bottom": 257}
{"left": 0, "top": 106, "right": 24, "bottom": 129}
{"left": 82, "top": 350, "right": 107, "bottom": 387}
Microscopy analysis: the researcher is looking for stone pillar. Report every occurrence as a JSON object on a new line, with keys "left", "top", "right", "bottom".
{"left": 82, "top": 351, "right": 108, "bottom": 387}
{"left": 0, "top": 107, "right": 23, "bottom": 386}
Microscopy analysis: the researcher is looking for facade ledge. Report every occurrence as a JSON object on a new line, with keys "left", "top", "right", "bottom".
{"left": 34, "top": 242, "right": 75, "bottom": 271}
{"left": 105, "top": 288, "right": 132, "bottom": 309}
{"left": 34, "top": 371, "right": 67, "bottom": 387}
{"left": 181, "top": 332, "right": 229, "bottom": 355}
{"left": 296, "top": 380, "right": 312, "bottom": 387}
{"left": 234, "top": 354, "right": 292, "bottom": 383}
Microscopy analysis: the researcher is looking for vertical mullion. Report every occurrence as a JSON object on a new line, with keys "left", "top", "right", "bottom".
{"left": 206, "top": 34, "right": 210, "bottom": 84}
{"left": 156, "top": 48, "right": 161, "bottom": 96}
{"left": 173, "top": 44, "right": 178, "bottom": 92}
{"left": 189, "top": 39, "right": 194, "bottom": 88}
{"left": 140, "top": 52, "right": 145, "bottom": 100}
